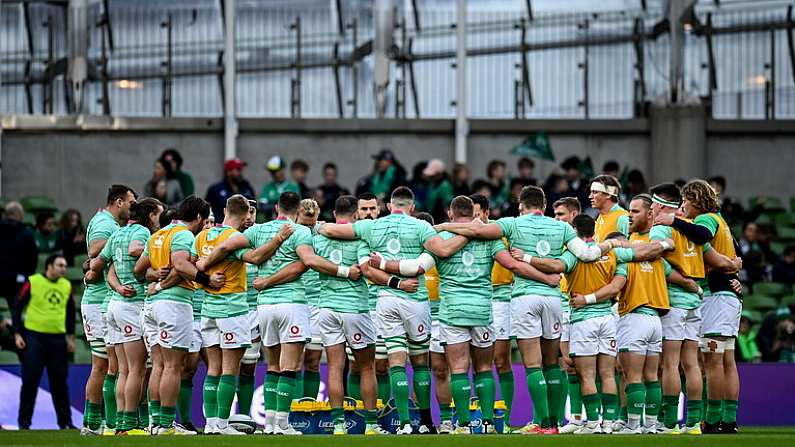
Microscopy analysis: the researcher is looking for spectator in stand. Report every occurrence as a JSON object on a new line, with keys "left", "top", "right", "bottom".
{"left": 602, "top": 160, "right": 620, "bottom": 178}
{"left": 423, "top": 159, "right": 454, "bottom": 224}
{"left": 12, "top": 254, "right": 76, "bottom": 430}
{"left": 317, "top": 163, "right": 350, "bottom": 221}
{"left": 260, "top": 156, "right": 300, "bottom": 219}
{"left": 487, "top": 160, "right": 510, "bottom": 210}
{"left": 291, "top": 159, "right": 312, "bottom": 199}
{"left": 560, "top": 156, "right": 589, "bottom": 209}
{"left": 622, "top": 169, "right": 648, "bottom": 206}
{"left": 515, "top": 157, "right": 538, "bottom": 186}
{"left": 206, "top": 158, "right": 256, "bottom": 222}
{"left": 33, "top": 212, "right": 60, "bottom": 254}
{"left": 356, "top": 149, "right": 407, "bottom": 202}
{"left": 772, "top": 246, "right": 795, "bottom": 286}
{"left": 757, "top": 306, "right": 795, "bottom": 362}
{"left": 500, "top": 178, "right": 530, "bottom": 218}
{"left": 471, "top": 179, "right": 492, "bottom": 201}
{"left": 144, "top": 158, "right": 183, "bottom": 206}
{"left": 161, "top": 148, "right": 194, "bottom": 196}
{"left": 0, "top": 202, "right": 38, "bottom": 314}
{"left": 55, "top": 209, "right": 86, "bottom": 266}
{"left": 709, "top": 175, "right": 745, "bottom": 226}
{"left": 543, "top": 173, "right": 572, "bottom": 216}
{"left": 451, "top": 163, "right": 472, "bottom": 197}
{"left": 739, "top": 222, "right": 767, "bottom": 284}
{"left": 408, "top": 161, "right": 430, "bottom": 211}
{"left": 736, "top": 311, "right": 761, "bottom": 363}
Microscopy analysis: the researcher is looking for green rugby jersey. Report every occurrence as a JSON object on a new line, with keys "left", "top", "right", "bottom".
{"left": 82, "top": 209, "right": 120, "bottom": 307}
{"left": 143, "top": 223, "right": 195, "bottom": 305}
{"left": 192, "top": 289, "right": 204, "bottom": 321}
{"left": 435, "top": 231, "right": 503, "bottom": 327}
{"left": 352, "top": 211, "right": 437, "bottom": 302}
{"left": 99, "top": 223, "right": 150, "bottom": 303}
{"left": 313, "top": 232, "right": 368, "bottom": 314}
{"left": 496, "top": 213, "right": 577, "bottom": 299}
{"left": 192, "top": 226, "right": 248, "bottom": 319}
{"left": 356, "top": 241, "right": 380, "bottom": 311}
{"left": 245, "top": 263, "right": 258, "bottom": 309}
{"left": 242, "top": 219, "right": 313, "bottom": 305}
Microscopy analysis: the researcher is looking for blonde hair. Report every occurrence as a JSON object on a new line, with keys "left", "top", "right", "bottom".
{"left": 681, "top": 179, "right": 720, "bottom": 213}
{"left": 299, "top": 198, "right": 320, "bottom": 217}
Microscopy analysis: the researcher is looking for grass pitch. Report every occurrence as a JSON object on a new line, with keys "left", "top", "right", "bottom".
{"left": 1, "top": 428, "right": 794, "bottom": 447}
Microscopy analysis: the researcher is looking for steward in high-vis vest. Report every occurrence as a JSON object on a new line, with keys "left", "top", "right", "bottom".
{"left": 12, "top": 254, "right": 76, "bottom": 430}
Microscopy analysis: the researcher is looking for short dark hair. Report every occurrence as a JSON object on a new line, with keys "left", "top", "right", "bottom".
{"left": 472, "top": 179, "right": 491, "bottom": 193}
{"left": 161, "top": 148, "right": 183, "bottom": 168}
{"left": 632, "top": 193, "right": 653, "bottom": 208}
{"left": 159, "top": 207, "right": 177, "bottom": 228}
{"left": 36, "top": 211, "right": 55, "bottom": 228}
{"left": 518, "top": 185, "right": 546, "bottom": 210}
{"left": 225, "top": 194, "right": 251, "bottom": 218}
{"left": 449, "top": 196, "right": 474, "bottom": 219}
{"left": 487, "top": 160, "right": 506, "bottom": 177}
{"left": 649, "top": 182, "right": 681, "bottom": 204}
{"left": 414, "top": 212, "right": 434, "bottom": 225}
{"left": 518, "top": 157, "right": 535, "bottom": 169}
{"left": 107, "top": 184, "right": 136, "bottom": 205}
{"left": 323, "top": 162, "right": 337, "bottom": 172}
{"left": 561, "top": 156, "right": 581, "bottom": 171}
{"left": 708, "top": 176, "right": 727, "bottom": 190}
{"left": 553, "top": 197, "right": 581, "bottom": 213}
{"left": 605, "top": 231, "right": 628, "bottom": 241}
{"left": 45, "top": 254, "right": 66, "bottom": 270}
{"left": 358, "top": 192, "right": 377, "bottom": 202}
{"left": 130, "top": 198, "right": 164, "bottom": 228}
{"left": 572, "top": 214, "right": 595, "bottom": 238}
{"left": 602, "top": 160, "right": 619, "bottom": 173}
{"left": 510, "top": 178, "right": 530, "bottom": 190}
{"left": 177, "top": 196, "right": 210, "bottom": 221}
{"left": 290, "top": 159, "right": 309, "bottom": 172}
{"left": 391, "top": 186, "right": 415, "bottom": 205}
{"left": 783, "top": 245, "right": 795, "bottom": 258}
{"left": 334, "top": 195, "right": 359, "bottom": 216}
{"left": 277, "top": 192, "right": 301, "bottom": 214}
{"left": 469, "top": 194, "right": 490, "bottom": 211}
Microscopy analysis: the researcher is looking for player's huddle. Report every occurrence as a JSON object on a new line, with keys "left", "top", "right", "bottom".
{"left": 77, "top": 175, "right": 743, "bottom": 437}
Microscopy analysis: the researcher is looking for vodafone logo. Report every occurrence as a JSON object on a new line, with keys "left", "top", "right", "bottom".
{"left": 290, "top": 325, "right": 300, "bottom": 335}
{"left": 417, "top": 324, "right": 425, "bottom": 334}
{"left": 609, "top": 340, "right": 617, "bottom": 349}
{"left": 160, "top": 330, "right": 169, "bottom": 340}
{"left": 124, "top": 325, "right": 133, "bottom": 335}
{"left": 224, "top": 333, "right": 235, "bottom": 343}
{"left": 482, "top": 331, "right": 490, "bottom": 341}
{"left": 553, "top": 322, "right": 561, "bottom": 332}
{"left": 353, "top": 333, "right": 362, "bottom": 342}
{"left": 85, "top": 324, "right": 92, "bottom": 335}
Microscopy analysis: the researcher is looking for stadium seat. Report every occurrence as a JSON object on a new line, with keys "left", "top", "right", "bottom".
{"left": 0, "top": 350, "right": 19, "bottom": 365}
{"left": 780, "top": 295, "right": 795, "bottom": 307}
{"left": 66, "top": 266, "right": 84, "bottom": 283}
{"left": 73, "top": 254, "right": 89, "bottom": 270}
{"left": 743, "top": 295, "right": 778, "bottom": 312}
{"left": 790, "top": 196, "right": 795, "bottom": 212}
{"left": 20, "top": 196, "right": 57, "bottom": 213}
{"left": 777, "top": 227, "right": 795, "bottom": 242}
{"left": 774, "top": 212, "right": 795, "bottom": 228}
{"left": 744, "top": 310, "right": 763, "bottom": 324}
{"left": 771, "top": 241, "right": 788, "bottom": 256}
{"left": 753, "top": 282, "right": 792, "bottom": 298}
{"left": 750, "top": 196, "right": 786, "bottom": 212}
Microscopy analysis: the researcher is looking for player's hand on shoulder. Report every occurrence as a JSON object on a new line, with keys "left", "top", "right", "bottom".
{"left": 653, "top": 213, "right": 675, "bottom": 226}
{"left": 277, "top": 223, "right": 294, "bottom": 242}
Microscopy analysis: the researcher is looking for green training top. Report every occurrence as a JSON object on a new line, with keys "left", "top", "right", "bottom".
{"left": 313, "top": 233, "right": 369, "bottom": 314}
{"left": 83, "top": 209, "right": 120, "bottom": 308}
{"left": 99, "top": 223, "right": 150, "bottom": 304}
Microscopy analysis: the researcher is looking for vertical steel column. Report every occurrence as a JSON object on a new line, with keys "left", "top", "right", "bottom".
{"left": 579, "top": 19, "right": 590, "bottom": 119}
{"left": 161, "top": 13, "right": 173, "bottom": 117}
{"left": 347, "top": 19, "right": 358, "bottom": 117}
{"left": 290, "top": 16, "right": 301, "bottom": 118}
{"left": 454, "top": 0, "right": 467, "bottom": 164}
{"left": 223, "top": 0, "right": 237, "bottom": 160}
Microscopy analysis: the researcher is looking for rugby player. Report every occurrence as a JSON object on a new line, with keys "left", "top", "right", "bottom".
{"left": 297, "top": 199, "right": 323, "bottom": 400}
{"left": 237, "top": 200, "right": 262, "bottom": 417}
{"left": 590, "top": 175, "right": 629, "bottom": 242}
{"left": 81, "top": 185, "right": 136, "bottom": 435}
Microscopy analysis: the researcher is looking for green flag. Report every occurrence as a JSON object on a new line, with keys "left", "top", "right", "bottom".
{"left": 510, "top": 132, "right": 554, "bottom": 161}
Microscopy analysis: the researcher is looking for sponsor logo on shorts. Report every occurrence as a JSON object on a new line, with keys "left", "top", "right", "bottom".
{"left": 553, "top": 322, "right": 561, "bottom": 332}
{"left": 353, "top": 333, "right": 362, "bottom": 342}
{"left": 290, "top": 325, "right": 300, "bottom": 335}
{"left": 124, "top": 325, "right": 133, "bottom": 335}
{"left": 609, "top": 339, "right": 617, "bottom": 350}
{"left": 224, "top": 333, "right": 235, "bottom": 343}
{"left": 160, "top": 330, "right": 169, "bottom": 340}
{"left": 417, "top": 324, "right": 425, "bottom": 334}
{"left": 482, "top": 331, "right": 490, "bottom": 341}
{"left": 85, "top": 324, "right": 93, "bottom": 336}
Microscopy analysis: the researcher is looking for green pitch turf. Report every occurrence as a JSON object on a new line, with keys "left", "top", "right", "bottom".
{"left": 1, "top": 428, "right": 794, "bottom": 447}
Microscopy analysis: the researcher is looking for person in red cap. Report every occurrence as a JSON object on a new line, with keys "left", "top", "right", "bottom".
{"left": 205, "top": 158, "right": 256, "bottom": 222}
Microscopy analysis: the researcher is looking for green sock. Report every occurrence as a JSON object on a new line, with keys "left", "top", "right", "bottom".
{"left": 568, "top": 374, "right": 583, "bottom": 421}
{"left": 626, "top": 383, "right": 646, "bottom": 426}
{"left": 365, "top": 409, "right": 378, "bottom": 425}
{"left": 543, "top": 365, "right": 563, "bottom": 427}
{"left": 276, "top": 371, "right": 297, "bottom": 413}
{"left": 583, "top": 393, "right": 600, "bottom": 422}
{"left": 294, "top": 372, "right": 304, "bottom": 399}
{"left": 389, "top": 366, "right": 411, "bottom": 425}
{"left": 115, "top": 412, "right": 127, "bottom": 431}
{"left": 86, "top": 401, "right": 103, "bottom": 430}
{"left": 102, "top": 374, "right": 117, "bottom": 429}
{"left": 83, "top": 401, "right": 88, "bottom": 428}
{"left": 377, "top": 374, "right": 391, "bottom": 403}
{"left": 722, "top": 399, "right": 738, "bottom": 424}
{"left": 706, "top": 399, "right": 722, "bottom": 425}
{"left": 450, "top": 373, "right": 472, "bottom": 425}
{"left": 217, "top": 375, "right": 238, "bottom": 420}
{"left": 203, "top": 375, "right": 220, "bottom": 420}
{"left": 474, "top": 372, "right": 496, "bottom": 423}
{"left": 525, "top": 367, "right": 550, "bottom": 428}
{"left": 124, "top": 411, "right": 137, "bottom": 431}
{"left": 159, "top": 406, "right": 176, "bottom": 428}
{"left": 331, "top": 407, "right": 345, "bottom": 425}
{"left": 264, "top": 372, "right": 280, "bottom": 412}
{"left": 556, "top": 371, "right": 567, "bottom": 424}
{"left": 498, "top": 371, "right": 514, "bottom": 424}
{"left": 662, "top": 395, "right": 680, "bottom": 429}
{"left": 302, "top": 371, "right": 320, "bottom": 399}
{"left": 236, "top": 375, "right": 255, "bottom": 415}
{"left": 177, "top": 379, "right": 193, "bottom": 425}
{"left": 620, "top": 405, "right": 628, "bottom": 422}
{"left": 439, "top": 403, "right": 453, "bottom": 422}
{"left": 138, "top": 401, "right": 149, "bottom": 429}
{"left": 701, "top": 377, "right": 708, "bottom": 420}
{"left": 149, "top": 400, "right": 160, "bottom": 427}
{"left": 686, "top": 399, "right": 702, "bottom": 426}
{"left": 645, "top": 381, "right": 662, "bottom": 425}
{"left": 413, "top": 366, "right": 432, "bottom": 410}
{"left": 347, "top": 373, "right": 361, "bottom": 400}
{"left": 601, "top": 393, "right": 618, "bottom": 421}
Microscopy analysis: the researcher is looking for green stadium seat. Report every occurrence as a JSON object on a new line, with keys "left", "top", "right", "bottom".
{"left": 743, "top": 295, "right": 779, "bottom": 312}
{"left": 73, "top": 254, "right": 89, "bottom": 270}
{"left": 780, "top": 295, "right": 795, "bottom": 307}
{"left": 742, "top": 310, "right": 763, "bottom": 324}
{"left": 753, "top": 282, "right": 792, "bottom": 298}
{"left": 0, "top": 350, "right": 19, "bottom": 365}
{"left": 66, "top": 266, "right": 84, "bottom": 283}
{"left": 775, "top": 212, "right": 795, "bottom": 228}
{"left": 790, "top": 196, "right": 795, "bottom": 212}
{"left": 20, "top": 196, "right": 57, "bottom": 213}
{"left": 74, "top": 340, "right": 92, "bottom": 364}
{"left": 0, "top": 299, "right": 8, "bottom": 312}
{"left": 750, "top": 196, "right": 785, "bottom": 212}
{"left": 771, "top": 241, "right": 788, "bottom": 256}
{"left": 777, "top": 227, "right": 795, "bottom": 241}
